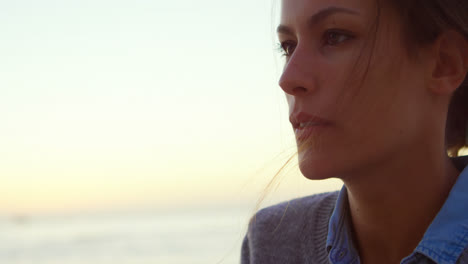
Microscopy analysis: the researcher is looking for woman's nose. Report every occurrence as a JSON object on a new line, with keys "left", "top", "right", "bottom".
{"left": 278, "top": 49, "right": 317, "bottom": 96}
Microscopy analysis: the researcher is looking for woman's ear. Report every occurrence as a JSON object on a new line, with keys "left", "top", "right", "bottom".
{"left": 429, "top": 30, "right": 468, "bottom": 95}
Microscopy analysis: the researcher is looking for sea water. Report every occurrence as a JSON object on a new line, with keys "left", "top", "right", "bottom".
{"left": 0, "top": 205, "right": 252, "bottom": 264}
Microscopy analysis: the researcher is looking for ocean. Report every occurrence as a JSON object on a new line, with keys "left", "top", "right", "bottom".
{"left": 0, "top": 205, "right": 253, "bottom": 264}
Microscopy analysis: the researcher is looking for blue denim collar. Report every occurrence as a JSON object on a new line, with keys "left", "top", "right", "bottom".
{"left": 412, "top": 158, "right": 468, "bottom": 263}
{"left": 326, "top": 186, "right": 360, "bottom": 264}
{"left": 326, "top": 156, "right": 468, "bottom": 264}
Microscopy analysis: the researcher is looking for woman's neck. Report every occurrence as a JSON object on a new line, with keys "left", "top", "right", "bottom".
{"left": 342, "top": 147, "right": 460, "bottom": 264}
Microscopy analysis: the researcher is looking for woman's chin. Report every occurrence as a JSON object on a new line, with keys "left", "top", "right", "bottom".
{"left": 298, "top": 153, "right": 338, "bottom": 180}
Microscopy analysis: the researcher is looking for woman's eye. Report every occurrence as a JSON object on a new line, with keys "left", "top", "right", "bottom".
{"left": 324, "top": 30, "right": 354, "bottom": 46}
{"left": 277, "top": 41, "right": 296, "bottom": 57}
{"left": 276, "top": 30, "right": 352, "bottom": 57}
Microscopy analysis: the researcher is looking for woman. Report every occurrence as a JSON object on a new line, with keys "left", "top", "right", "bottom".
{"left": 241, "top": 0, "right": 468, "bottom": 263}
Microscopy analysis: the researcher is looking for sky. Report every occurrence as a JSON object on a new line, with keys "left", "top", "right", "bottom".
{"left": 0, "top": 0, "right": 344, "bottom": 214}
{"left": 7, "top": 0, "right": 466, "bottom": 215}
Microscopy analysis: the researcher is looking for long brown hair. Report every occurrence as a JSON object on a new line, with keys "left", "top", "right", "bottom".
{"left": 390, "top": 0, "right": 468, "bottom": 156}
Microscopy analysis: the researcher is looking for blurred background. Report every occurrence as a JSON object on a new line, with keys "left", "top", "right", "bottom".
{"left": 0, "top": 0, "right": 347, "bottom": 263}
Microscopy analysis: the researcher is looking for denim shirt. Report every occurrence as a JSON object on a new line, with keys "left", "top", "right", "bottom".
{"left": 326, "top": 156, "right": 468, "bottom": 264}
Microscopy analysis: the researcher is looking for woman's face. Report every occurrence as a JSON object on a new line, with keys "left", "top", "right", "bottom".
{"left": 278, "top": 0, "right": 433, "bottom": 180}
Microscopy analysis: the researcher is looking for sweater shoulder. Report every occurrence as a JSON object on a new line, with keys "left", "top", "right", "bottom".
{"left": 249, "top": 191, "right": 339, "bottom": 231}
{"left": 243, "top": 191, "right": 339, "bottom": 263}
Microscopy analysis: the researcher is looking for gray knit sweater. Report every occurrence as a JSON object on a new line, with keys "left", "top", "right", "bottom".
{"left": 241, "top": 191, "right": 339, "bottom": 264}
{"left": 240, "top": 157, "right": 468, "bottom": 264}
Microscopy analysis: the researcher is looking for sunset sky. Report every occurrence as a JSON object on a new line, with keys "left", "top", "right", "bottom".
{"left": 0, "top": 0, "right": 345, "bottom": 214}
{"left": 5, "top": 0, "right": 466, "bottom": 215}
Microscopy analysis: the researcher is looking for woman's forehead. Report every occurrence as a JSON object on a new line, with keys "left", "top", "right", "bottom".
{"left": 280, "top": 0, "right": 376, "bottom": 24}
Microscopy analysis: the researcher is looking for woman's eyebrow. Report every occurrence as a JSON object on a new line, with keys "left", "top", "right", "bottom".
{"left": 277, "top": 6, "right": 360, "bottom": 35}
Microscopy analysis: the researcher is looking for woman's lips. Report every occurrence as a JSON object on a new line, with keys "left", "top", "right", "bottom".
{"left": 294, "top": 123, "right": 331, "bottom": 141}
{"left": 290, "top": 112, "right": 333, "bottom": 141}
